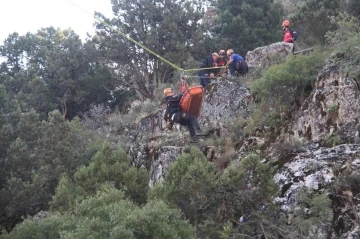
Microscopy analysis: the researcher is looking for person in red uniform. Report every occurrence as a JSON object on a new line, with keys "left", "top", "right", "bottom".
{"left": 282, "top": 20, "right": 297, "bottom": 43}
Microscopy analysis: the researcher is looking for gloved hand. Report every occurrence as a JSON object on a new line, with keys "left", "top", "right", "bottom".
{"left": 209, "top": 73, "right": 215, "bottom": 79}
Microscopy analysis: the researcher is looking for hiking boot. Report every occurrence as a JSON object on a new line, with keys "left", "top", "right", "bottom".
{"left": 195, "top": 129, "right": 208, "bottom": 136}
{"left": 190, "top": 136, "right": 199, "bottom": 143}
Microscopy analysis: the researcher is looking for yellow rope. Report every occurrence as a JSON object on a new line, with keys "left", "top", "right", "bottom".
{"left": 65, "top": 0, "right": 227, "bottom": 74}
{"left": 183, "top": 66, "right": 226, "bottom": 72}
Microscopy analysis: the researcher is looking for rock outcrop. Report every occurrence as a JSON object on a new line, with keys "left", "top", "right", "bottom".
{"left": 245, "top": 42, "right": 294, "bottom": 69}
{"left": 290, "top": 64, "right": 360, "bottom": 144}
{"left": 126, "top": 42, "right": 360, "bottom": 237}
{"left": 200, "top": 78, "right": 252, "bottom": 131}
{"left": 131, "top": 78, "right": 253, "bottom": 184}
{"left": 274, "top": 143, "right": 360, "bottom": 238}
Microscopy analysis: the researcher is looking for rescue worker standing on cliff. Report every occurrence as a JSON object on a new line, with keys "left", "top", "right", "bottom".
{"left": 282, "top": 20, "right": 298, "bottom": 53}
{"left": 282, "top": 20, "right": 297, "bottom": 43}
{"left": 163, "top": 88, "right": 207, "bottom": 142}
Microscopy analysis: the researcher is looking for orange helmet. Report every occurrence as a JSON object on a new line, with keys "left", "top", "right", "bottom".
{"left": 282, "top": 20, "right": 290, "bottom": 27}
{"left": 163, "top": 88, "right": 174, "bottom": 96}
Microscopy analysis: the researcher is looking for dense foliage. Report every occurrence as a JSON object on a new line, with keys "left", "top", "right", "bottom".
{"left": 208, "top": 0, "right": 283, "bottom": 56}
{"left": 288, "top": 0, "right": 340, "bottom": 45}
{"left": 250, "top": 50, "right": 327, "bottom": 131}
{"left": 93, "top": 0, "right": 209, "bottom": 99}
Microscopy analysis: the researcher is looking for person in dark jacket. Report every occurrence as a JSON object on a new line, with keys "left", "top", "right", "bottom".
{"left": 225, "top": 49, "right": 248, "bottom": 76}
{"left": 198, "top": 52, "right": 220, "bottom": 87}
{"left": 163, "top": 88, "right": 206, "bottom": 142}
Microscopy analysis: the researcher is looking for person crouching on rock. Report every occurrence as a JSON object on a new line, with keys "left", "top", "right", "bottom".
{"left": 163, "top": 88, "right": 207, "bottom": 142}
{"left": 198, "top": 52, "right": 220, "bottom": 88}
{"left": 225, "top": 49, "right": 248, "bottom": 76}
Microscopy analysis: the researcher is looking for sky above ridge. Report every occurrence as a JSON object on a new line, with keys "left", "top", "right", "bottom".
{"left": 0, "top": 0, "right": 113, "bottom": 43}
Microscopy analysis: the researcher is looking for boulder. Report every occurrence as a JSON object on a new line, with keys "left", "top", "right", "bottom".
{"left": 245, "top": 42, "right": 293, "bottom": 69}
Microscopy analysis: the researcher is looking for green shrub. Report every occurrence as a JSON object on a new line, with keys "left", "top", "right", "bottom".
{"left": 322, "top": 132, "right": 341, "bottom": 147}
{"left": 3, "top": 187, "right": 195, "bottom": 239}
{"left": 328, "top": 103, "right": 338, "bottom": 113}
{"left": 149, "top": 147, "right": 217, "bottom": 226}
{"left": 251, "top": 51, "right": 326, "bottom": 103}
{"left": 50, "top": 142, "right": 149, "bottom": 212}
{"left": 276, "top": 189, "right": 332, "bottom": 239}
{"left": 249, "top": 50, "right": 327, "bottom": 131}
{"left": 326, "top": 13, "right": 360, "bottom": 79}
{"left": 151, "top": 151, "right": 280, "bottom": 238}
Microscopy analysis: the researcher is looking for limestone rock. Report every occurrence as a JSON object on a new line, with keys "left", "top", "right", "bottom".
{"left": 201, "top": 78, "right": 252, "bottom": 131}
{"left": 290, "top": 65, "right": 360, "bottom": 143}
{"left": 274, "top": 143, "right": 360, "bottom": 237}
{"left": 148, "top": 146, "right": 184, "bottom": 186}
{"left": 245, "top": 42, "right": 294, "bottom": 69}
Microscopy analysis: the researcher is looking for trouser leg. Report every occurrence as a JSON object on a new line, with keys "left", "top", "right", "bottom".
{"left": 199, "top": 71, "right": 210, "bottom": 87}
{"left": 186, "top": 123, "right": 196, "bottom": 137}
{"left": 228, "top": 64, "right": 236, "bottom": 75}
{"left": 200, "top": 76, "right": 206, "bottom": 87}
{"left": 189, "top": 115, "right": 200, "bottom": 131}
{"left": 174, "top": 112, "right": 203, "bottom": 137}
{"left": 182, "top": 113, "right": 197, "bottom": 137}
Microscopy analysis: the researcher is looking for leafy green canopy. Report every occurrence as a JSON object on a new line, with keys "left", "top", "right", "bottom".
{"left": 0, "top": 109, "right": 98, "bottom": 232}
{"left": 0, "top": 28, "right": 117, "bottom": 120}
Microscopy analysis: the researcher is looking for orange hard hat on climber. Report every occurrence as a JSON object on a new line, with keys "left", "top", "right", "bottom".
{"left": 163, "top": 88, "right": 174, "bottom": 97}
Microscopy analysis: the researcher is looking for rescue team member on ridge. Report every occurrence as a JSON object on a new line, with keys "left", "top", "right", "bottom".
{"left": 163, "top": 88, "right": 207, "bottom": 142}
{"left": 225, "top": 49, "right": 248, "bottom": 76}
{"left": 282, "top": 20, "right": 297, "bottom": 43}
{"left": 198, "top": 52, "right": 220, "bottom": 87}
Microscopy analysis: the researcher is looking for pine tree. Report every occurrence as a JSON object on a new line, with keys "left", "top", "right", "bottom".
{"left": 93, "top": 0, "right": 207, "bottom": 99}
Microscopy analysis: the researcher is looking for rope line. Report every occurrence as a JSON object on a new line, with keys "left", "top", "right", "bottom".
{"left": 183, "top": 66, "right": 227, "bottom": 72}
{"left": 65, "top": 0, "right": 221, "bottom": 73}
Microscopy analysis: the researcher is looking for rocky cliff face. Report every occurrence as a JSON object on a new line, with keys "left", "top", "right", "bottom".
{"left": 272, "top": 59, "right": 360, "bottom": 238}
{"left": 290, "top": 64, "right": 360, "bottom": 144}
{"left": 127, "top": 42, "right": 360, "bottom": 237}
{"left": 274, "top": 143, "right": 360, "bottom": 238}
{"left": 245, "top": 42, "right": 294, "bottom": 69}
{"left": 131, "top": 77, "right": 252, "bottom": 184}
